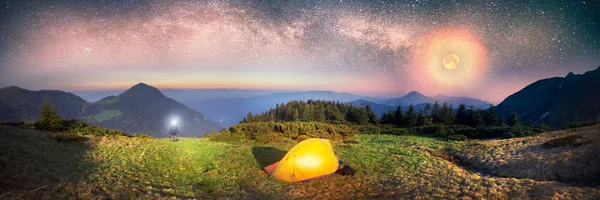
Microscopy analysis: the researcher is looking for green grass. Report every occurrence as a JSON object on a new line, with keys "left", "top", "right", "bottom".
{"left": 82, "top": 109, "right": 122, "bottom": 122}
{"left": 1, "top": 125, "right": 599, "bottom": 199}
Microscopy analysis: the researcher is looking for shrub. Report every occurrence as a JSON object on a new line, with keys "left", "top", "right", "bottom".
{"left": 295, "top": 134, "right": 311, "bottom": 142}
{"left": 452, "top": 126, "right": 477, "bottom": 138}
{"left": 50, "top": 132, "right": 86, "bottom": 142}
{"left": 510, "top": 126, "right": 537, "bottom": 137}
{"left": 37, "top": 103, "right": 64, "bottom": 131}
{"left": 255, "top": 132, "right": 280, "bottom": 144}
{"left": 338, "top": 127, "right": 358, "bottom": 140}
{"left": 133, "top": 133, "right": 151, "bottom": 138}
{"left": 501, "top": 132, "right": 516, "bottom": 139}
{"left": 446, "top": 134, "right": 468, "bottom": 141}
{"left": 207, "top": 121, "right": 355, "bottom": 144}
{"left": 381, "top": 127, "right": 413, "bottom": 136}
{"left": 354, "top": 124, "right": 381, "bottom": 134}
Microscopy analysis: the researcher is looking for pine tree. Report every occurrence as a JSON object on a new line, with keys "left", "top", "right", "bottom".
{"left": 422, "top": 104, "right": 433, "bottom": 125}
{"left": 432, "top": 101, "right": 442, "bottom": 124}
{"left": 293, "top": 108, "right": 300, "bottom": 121}
{"left": 524, "top": 119, "right": 533, "bottom": 127}
{"left": 483, "top": 105, "right": 500, "bottom": 126}
{"left": 393, "top": 106, "right": 405, "bottom": 126}
{"left": 467, "top": 106, "right": 483, "bottom": 127}
{"left": 405, "top": 104, "right": 418, "bottom": 127}
{"left": 455, "top": 104, "right": 469, "bottom": 125}
{"left": 416, "top": 104, "right": 432, "bottom": 126}
{"left": 37, "top": 102, "right": 63, "bottom": 131}
{"left": 441, "top": 102, "right": 455, "bottom": 125}
{"left": 507, "top": 112, "right": 520, "bottom": 126}
{"left": 498, "top": 113, "right": 506, "bottom": 126}
{"left": 246, "top": 112, "right": 254, "bottom": 123}
{"left": 380, "top": 110, "right": 396, "bottom": 125}
{"left": 365, "top": 104, "right": 379, "bottom": 124}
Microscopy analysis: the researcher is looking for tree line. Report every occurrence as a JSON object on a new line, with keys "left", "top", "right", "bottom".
{"left": 243, "top": 100, "right": 522, "bottom": 128}
{"left": 240, "top": 100, "right": 379, "bottom": 125}
{"left": 380, "top": 102, "right": 521, "bottom": 128}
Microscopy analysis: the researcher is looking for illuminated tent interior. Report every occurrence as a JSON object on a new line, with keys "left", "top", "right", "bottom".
{"left": 264, "top": 138, "right": 340, "bottom": 182}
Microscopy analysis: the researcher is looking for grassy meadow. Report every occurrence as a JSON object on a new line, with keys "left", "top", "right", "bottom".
{"left": 1, "top": 124, "right": 599, "bottom": 199}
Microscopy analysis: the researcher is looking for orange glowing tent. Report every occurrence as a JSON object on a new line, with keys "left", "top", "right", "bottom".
{"left": 264, "top": 138, "right": 340, "bottom": 182}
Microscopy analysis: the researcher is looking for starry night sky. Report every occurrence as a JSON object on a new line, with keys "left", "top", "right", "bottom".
{"left": 1, "top": 0, "right": 599, "bottom": 102}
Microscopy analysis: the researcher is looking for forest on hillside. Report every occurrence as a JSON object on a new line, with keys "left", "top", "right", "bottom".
{"left": 244, "top": 100, "right": 521, "bottom": 128}
{"left": 221, "top": 100, "right": 560, "bottom": 143}
{"left": 240, "top": 100, "right": 379, "bottom": 125}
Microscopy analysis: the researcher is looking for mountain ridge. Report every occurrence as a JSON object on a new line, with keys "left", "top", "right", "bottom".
{"left": 496, "top": 66, "right": 600, "bottom": 127}
{"left": 0, "top": 83, "right": 219, "bottom": 137}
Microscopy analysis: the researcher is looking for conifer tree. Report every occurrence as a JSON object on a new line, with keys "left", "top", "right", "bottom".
{"left": 455, "top": 104, "right": 469, "bottom": 125}
{"left": 507, "top": 112, "right": 520, "bottom": 126}
{"left": 432, "top": 101, "right": 442, "bottom": 124}
{"left": 393, "top": 106, "right": 405, "bottom": 126}
{"left": 405, "top": 104, "right": 418, "bottom": 127}
{"left": 37, "top": 101, "right": 63, "bottom": 131}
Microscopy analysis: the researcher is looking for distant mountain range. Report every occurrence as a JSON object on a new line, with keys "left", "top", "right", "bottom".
{"left": 176, "top": 90, "right": 489, "bottom": 127}
{"left": 160, "top": 89, "right": 290, "bottom": 104}
{"left": 496, "top": 66, "right": 600, "bottom": 128}
{"left": 347, "top": 91, "right": 490, "bottom": 117}
{"left": 379, "top": 91, "right": 490, "bottom": 108}
{"left": 347, "top": 100, "right": 429, "bottom": 117}
{"left": 181, "top": 91, "right": 384, "bottom": 127}
{"left": 0, "top": 83, "right": 219, "bottom": 137}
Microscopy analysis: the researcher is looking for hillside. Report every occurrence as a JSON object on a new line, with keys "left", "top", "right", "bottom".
{"left": 496, "top": 66, "right": 600, "bottom": 127}
{"left": 0, "top": 83, "right": 220, "bottom": 137}
{"left": 0, "top": 86, "right": 87, "bottom": 122}
{"left": 240, "top": 100, "right": 379, "bottom": 125}
{"left": 81, "top": 83, "right": 220, "bottom": 137}
{"left": 1, "top": 124, "right": 598, "bottom": 199}
{"left": 452, "top": 124, "right": 600, "bottom": 185}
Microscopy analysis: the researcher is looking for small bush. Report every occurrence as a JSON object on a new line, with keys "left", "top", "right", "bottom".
{"left": 207, "top": 121, "right": 353, "bottom": 144}
{"left": 50, "top": 132, "right": 86, "bottom": 142}
{"left": 542, "top": 135, "right": 588, "bottom": 149}
{"left": 37, "top": 103, "right": 64, "bottom": 131}
{"left": 446, "top": 134, "right": 468, "bottom": 141}
{"left": 295, "top": 134, "right": 311, "bottom": 142}
{"left": 381, "top": 127, "right": 413, "bottom": 136}
{"left": 501, "top": 132, "right": 516, "bottom": 139}
{"left": 133, "top": 133, "right": 151, "bottom": 138}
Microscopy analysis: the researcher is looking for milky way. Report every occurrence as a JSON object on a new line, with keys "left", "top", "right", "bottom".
{"left": 1, "top": 0, "right": 599, "bottom": 102}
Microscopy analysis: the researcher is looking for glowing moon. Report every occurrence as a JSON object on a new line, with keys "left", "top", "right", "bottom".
{"left": 410, "top": 28, "right": 488, "bottom": 91}
{"left": 443, "top": 54, "right": 460, "bottom": 70}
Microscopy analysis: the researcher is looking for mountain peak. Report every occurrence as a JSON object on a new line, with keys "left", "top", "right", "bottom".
{"left": 404, "top": 91, "right": 426, "bottom": 98}
{"left": 120, "top": 82, "right": 165, "bottom": 99}
{"left": 133, "top": 82, "right": 151, "bottom": 88}
{"left": 566, "top": 72, "right": 575, "bottom": 78}
{"left": 3, "top": 86, "right": 24, "bottom": 90}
